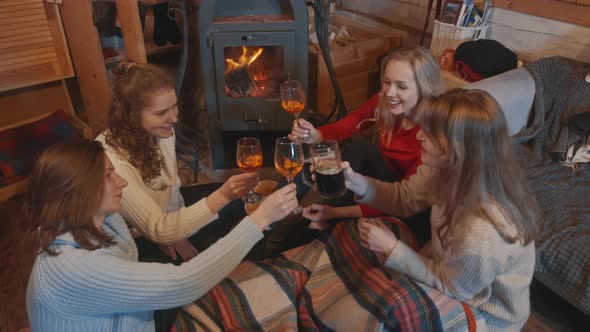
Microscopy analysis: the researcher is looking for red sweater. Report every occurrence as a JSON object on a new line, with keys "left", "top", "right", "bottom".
{"left": 318, "top": 94, "right": 422, "bottom": 217}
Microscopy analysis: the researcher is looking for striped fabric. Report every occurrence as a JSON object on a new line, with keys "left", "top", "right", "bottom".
{"left": 175, "top": 219, "right": 472, "bottom": 332}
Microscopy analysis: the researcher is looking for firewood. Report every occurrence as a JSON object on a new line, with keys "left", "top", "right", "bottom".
{"left": 225, "top": 66, "right": 259, "bottom": 97}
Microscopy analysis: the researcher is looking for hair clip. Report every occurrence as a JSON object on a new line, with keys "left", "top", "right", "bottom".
{"left": 122, "top": 61, "right": 136, "bottom": 73}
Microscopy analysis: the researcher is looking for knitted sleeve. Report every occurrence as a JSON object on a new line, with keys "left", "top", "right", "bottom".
{"left": 116, "top": 161, "right": 218, "bottom": 244}
{"left": 384, "top": 222, "right": 503, "bottom": 301}
{"left": 356, "top": 164, "right": 433, "bottom": 218}
{"left": 37, "top": 219, "right": 263, "bottom": 316}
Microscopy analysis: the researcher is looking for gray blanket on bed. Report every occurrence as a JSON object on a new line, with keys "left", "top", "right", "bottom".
{"left": 519, "top": 57, "right": 590, "bottom": 314}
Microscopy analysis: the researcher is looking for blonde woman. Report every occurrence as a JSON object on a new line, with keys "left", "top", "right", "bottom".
{"left": 292, "top": 47, "right": 444, "bottom": 224}
{"left": 345, "top": 89, "right": 539, "bottom": 331}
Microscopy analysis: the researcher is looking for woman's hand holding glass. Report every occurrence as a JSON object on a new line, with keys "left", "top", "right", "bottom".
{"left": 249, "top": 184, "right": 298, "bottom": 230}
{"left": 340, "top": 161, "right": 369, "bottom": 197}
{"left": 217, "top": 172, "right": 259, "bottom": 201}
{"left": 288, "top": 118, "right": 322, "bottom": 144}
{"left": 206, "top": 172, "right": 260, "bottom": 214}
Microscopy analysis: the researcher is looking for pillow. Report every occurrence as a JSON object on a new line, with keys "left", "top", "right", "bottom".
{"left": 0, "top": 109, "right": 80, "bottom": 187}
{"left": 465, "top": 67, "right": 535, "bottom": 137}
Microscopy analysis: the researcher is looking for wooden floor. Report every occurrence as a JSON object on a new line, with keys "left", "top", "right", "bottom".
{"left": 0, "top": 195, "right": 587, "bottom": 331}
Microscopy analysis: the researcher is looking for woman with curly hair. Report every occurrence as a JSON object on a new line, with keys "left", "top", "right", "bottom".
{"left": 96, "top": 61, "right": 259, "bottom": 263}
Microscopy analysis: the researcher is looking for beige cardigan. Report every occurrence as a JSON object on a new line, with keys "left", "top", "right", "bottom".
{"left": 96, "top": 131, "right": 218, "bottom": 244}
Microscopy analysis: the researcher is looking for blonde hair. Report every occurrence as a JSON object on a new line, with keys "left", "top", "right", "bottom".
{"left": 375, "top": 47, "right": 443, "bottom": 144}
{"left": 105, "top": 61, "right": 175, "bottom": 183}
{"left": 415, "top": 89, "right": 539, "bottom": 249}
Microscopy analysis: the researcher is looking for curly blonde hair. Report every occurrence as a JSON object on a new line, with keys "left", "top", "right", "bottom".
{"left": 105, "top": 61, "right": 175, "bottom": 183}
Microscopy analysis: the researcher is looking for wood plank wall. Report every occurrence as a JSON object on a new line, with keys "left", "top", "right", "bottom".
{"left": 339, "top": 0, "right": 590, "bottom": 63}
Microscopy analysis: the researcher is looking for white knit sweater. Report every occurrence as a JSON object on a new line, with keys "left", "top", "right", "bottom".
{"left": 357, "top": 165, "right": 535, "bottom": 332}
{"left": 96, "top": 131, "right": 217, "bottom": 244}
{"left": 26, "top": 213, "right": 263, "bottom": 331}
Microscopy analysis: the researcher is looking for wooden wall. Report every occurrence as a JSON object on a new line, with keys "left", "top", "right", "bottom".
{"left": 339, "top": 0, "right": 590, "bottom": 63}
{"left": 488, "top": 8, "right": 590, "bottom": 62}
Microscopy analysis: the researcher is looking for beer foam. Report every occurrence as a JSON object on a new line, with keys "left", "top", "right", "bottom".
{"left": 316, "top": 163, "right": 341, "bottom": 175}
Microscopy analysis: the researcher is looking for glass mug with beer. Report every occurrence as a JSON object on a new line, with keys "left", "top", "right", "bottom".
{"left": 305, "top": 140, "right": 347, "bottom": 199}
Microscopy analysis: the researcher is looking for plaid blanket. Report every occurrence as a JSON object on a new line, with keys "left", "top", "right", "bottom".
{"left": 174, "top": 219, "right": 476, "bottom": 331}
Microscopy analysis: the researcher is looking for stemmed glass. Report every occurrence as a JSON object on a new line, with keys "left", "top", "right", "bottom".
{"left": 274, "top": 137, "right": 304, "bottom": 214}
{"left": 236, "top": 137, "right": 263, "bottom": 205}
{"left": 280, "top": 79, "right": 306, "bottom": 121}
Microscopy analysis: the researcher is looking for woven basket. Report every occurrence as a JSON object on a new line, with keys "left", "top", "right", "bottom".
{"left": 430, "top": 20, "right": 488, "bottom": 57}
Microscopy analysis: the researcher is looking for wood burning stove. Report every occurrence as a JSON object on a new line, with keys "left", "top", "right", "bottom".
{"left": 198, "top": 0, "right": 308, "bottom": 168}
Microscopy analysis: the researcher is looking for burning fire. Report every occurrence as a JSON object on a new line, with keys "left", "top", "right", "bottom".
{"left": 225, "top": 46, "right": 264, "bottom": 73}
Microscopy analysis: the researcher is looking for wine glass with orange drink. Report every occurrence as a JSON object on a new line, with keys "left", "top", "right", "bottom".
{"left": 274, "top": 137, "right": 304, "bottom": 214}
{"left": 280, "top": 79, "right": 306, "bottom": 122}
{"left": 236, "top": 137, "right": 263, "bottom": 213}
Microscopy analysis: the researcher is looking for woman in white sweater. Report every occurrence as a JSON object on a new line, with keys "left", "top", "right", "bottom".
{"left": 343, "top": 89, "right": 540, "bottom": 331}
{"left": 25, "top": 139, "right": 298, "bottom": 331}
{"left": 96, "top": 61, "right": 259, "bottom": 263}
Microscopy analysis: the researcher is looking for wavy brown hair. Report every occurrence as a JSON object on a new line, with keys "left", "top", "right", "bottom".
{"left": 415, "top": 89, "right": 539, "bottom": 250}
{"left": 105, "top": 61, "right": 175, "bottom": 183}
{"left": 23, "top": 139, "right": 115, "bottom": 255}
{"left": 375, "top": 47, "right": 444, "bottom": 144}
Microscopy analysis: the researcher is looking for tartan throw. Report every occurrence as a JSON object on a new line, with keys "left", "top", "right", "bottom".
{"left": 174, "top": 219, "right": 454, "bottom": 332}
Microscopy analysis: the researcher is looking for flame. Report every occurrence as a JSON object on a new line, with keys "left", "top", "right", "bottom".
{"left": 225, "top": 46, "right": 264, "bottom": 73}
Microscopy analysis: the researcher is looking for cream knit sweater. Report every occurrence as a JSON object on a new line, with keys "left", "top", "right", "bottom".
{"left": 357, "top": 165, "right": 535, "bottom": 332}
{"left": 96, "top": 131, "right": 217, "bottom": 244}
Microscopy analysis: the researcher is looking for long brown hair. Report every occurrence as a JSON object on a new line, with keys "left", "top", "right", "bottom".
{"left": 23, "top": 139, "right": 115, "bottom": 255}
{"left": 105, "top": 61, "right": 175, "bottom": 183}
{"left": 415, "top": 89, "right": 539, "bottom": 249}
{"left": 376, "top": 47, "right": 444, "bottom": 144}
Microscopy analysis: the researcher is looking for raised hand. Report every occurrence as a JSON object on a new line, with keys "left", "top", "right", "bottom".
{"left": 249, "top": 184, "right": 298, "bottom": 229}
{"left": 288, "top": 118, "right": 322, "bottom": 144}
{"left": 341, "top": 161, "right": 369, "bottom": 197}
{"left": 217, "top": 172, "right": 259, "bottom": 201}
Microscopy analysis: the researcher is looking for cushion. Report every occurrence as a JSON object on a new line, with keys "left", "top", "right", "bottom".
{"left": 465, "top": 67, "right": 535, "bottom": 137}
{"left": 0, "top": 109, "right": 80, "bottom": 187}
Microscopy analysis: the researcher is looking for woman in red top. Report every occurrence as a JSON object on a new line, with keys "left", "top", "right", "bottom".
{"left": 289, "top": 47, "right": 443, "bottom": 226}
